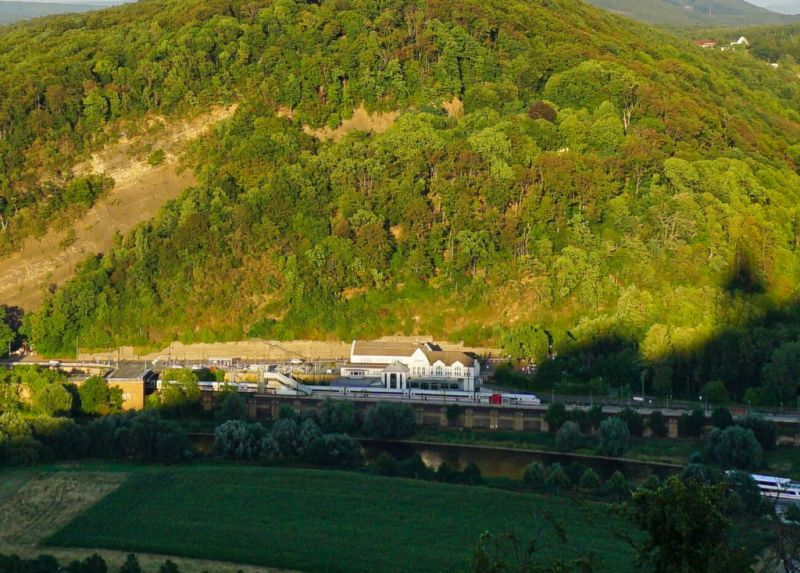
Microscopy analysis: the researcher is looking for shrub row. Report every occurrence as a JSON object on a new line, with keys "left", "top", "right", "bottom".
{"left": 545, "top": 403, "right": 664, "bottom": 438}
{"left": 0, "top": 552, "right": 177, "bottom": 573}
{"left": 547, "top": 403, "right": 777, "bottom": 447}
{"left": 522, "top": 461, "right": 637, "bottom": 502}
{"left": 551, "top": 416, "right": 632, "bottom": 457}
{"left": 0, "top": 410, "right": 192, "bottom": 465}
{"left": 268, "top": 398, "right": 417, "bottom": 440}
{"left": 214, "top": 418, "right": 363, "bottom": 469}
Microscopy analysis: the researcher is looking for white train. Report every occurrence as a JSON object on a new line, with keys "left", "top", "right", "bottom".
{"left": 308, "top": 386, "right": 476, "bottom": 402}
{"left": 193, "top": 378, "right": 541, "bottom": 406}
{"left": 196, "top": 381, "right": 259, "bottom": 393}
{"left": 484, "top": 392, "right": 542, "bottom": 406}
{"left": 306, "top": 385, "right": 541, "bottom": 406}
{"left": 750, "top": 474, "right": 800, "bottom": 502}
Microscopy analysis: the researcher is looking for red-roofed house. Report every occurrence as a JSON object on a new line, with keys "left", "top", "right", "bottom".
{"left": 695, "top": 39, "right": 718, "bottom": 49}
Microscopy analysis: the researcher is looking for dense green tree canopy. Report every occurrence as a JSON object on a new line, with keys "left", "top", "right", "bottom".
{"left": 703, "top": 425, "right": 763, "bottom": 470}
{"left": 631, "top": 477, "right": 751, "bottom": 573}
{"left": 760, "top": 341, "right": 800, "bottom": 403}
{"left": 32, "top": 383, "right": 72, "bottom": 417}
{"left": 78, "top": 376, "right": 122, "bottom": 415}
{"left": 1, "top": 0, "right": 799, "bottom": 404}
{"left": 597, "top": 417, "right": 630, "bottom": 457}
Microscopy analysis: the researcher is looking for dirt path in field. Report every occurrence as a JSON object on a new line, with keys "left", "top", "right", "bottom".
{"left": 0, "top": 471, "right": 297, "bottom": 573}
{"left": 0, "top": 105, "right": 236, "bottom": 310}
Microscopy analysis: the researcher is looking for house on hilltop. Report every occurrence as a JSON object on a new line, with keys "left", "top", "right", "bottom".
{"left": 695, "top": 39, "right": 718, "bottom": 49}
{"left": 721, "top": 36, "right": 750, "bottom": 52}
{"left": 341, "top": 340, "right": 481, "bottom": 391}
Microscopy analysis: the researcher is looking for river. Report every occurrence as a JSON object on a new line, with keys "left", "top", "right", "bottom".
{"left": 359, "top": 439, "right": 681, "bottom": 481}
{"left": 190, "top": 434, "right": 681, "bottom": 481}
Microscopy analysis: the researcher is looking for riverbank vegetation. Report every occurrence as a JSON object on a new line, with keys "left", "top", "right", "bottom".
{"left": 412, "top": 401, "right": 797, "bottom": 477}
{"left": 414, "top": 426, "right": 698, "bottom": 463}
{"left": 0, "top": 366, "right": 191, "bottom": 465}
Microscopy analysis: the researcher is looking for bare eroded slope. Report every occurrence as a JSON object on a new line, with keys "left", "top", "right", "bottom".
{"left": 0, "top": 106, "right": 236, "bottom": 310}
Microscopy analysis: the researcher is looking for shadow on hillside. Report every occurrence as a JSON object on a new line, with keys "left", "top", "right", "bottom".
{"left": 526, "top": 282, "right": 800, "bottom": 405}
{"left": 1, "top": 304, "right": 25, "bottom": 356}
{"left": 2, "top": 304, "right": 24, "bottom": 331}
{"left": 723, "top": 250, "right": 765, "bottom": 295}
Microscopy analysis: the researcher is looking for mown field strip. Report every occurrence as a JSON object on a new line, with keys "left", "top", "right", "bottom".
{"left": 0, "top": 471, "right": 127, "bottom": 546}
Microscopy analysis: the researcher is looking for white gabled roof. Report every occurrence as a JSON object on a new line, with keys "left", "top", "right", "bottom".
{"left": 351, "top": 339, "right": 476, "bottom": 367}
{"left": 383, "top": 363, "right": 409, "bottom": 373}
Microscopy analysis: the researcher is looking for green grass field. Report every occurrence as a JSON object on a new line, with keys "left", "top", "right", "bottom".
{"left": 47, "top": 466, "right": 637, "bottom": 573}
{"left": 764, "top": 447, "right": 800, "bottom": 480}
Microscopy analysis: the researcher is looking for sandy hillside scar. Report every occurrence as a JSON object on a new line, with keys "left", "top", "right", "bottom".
{"left": 303, "top": 104, "right": 399, "bottom": 141}
{"left": 0, "top": 105, "right": 236, "bottom": 310}
{"left": 292, "top": 98, "right": 461, "bottom": 142}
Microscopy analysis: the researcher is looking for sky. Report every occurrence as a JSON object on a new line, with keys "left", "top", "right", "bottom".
{"left": 748, "top": 0, "right": 800, "bottom": 12}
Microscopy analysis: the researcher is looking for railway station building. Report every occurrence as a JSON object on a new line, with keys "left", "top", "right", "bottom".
{"left": 341, "top": 340, "right": 481, "bottom": 392}
{"left": 104, "top": 364, "right": 156, "bottom": 410}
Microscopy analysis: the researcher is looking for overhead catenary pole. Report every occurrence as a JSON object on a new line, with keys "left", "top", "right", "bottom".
{"left": 640, "top": 370, "right": 646, "bottom": 401}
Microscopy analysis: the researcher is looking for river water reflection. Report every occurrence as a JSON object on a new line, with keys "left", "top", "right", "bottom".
{"left": 190, "top": 434, "right": 681, "bottom": 481}
{"left": 360, "top": 439, "right": 681, "bottom": 481}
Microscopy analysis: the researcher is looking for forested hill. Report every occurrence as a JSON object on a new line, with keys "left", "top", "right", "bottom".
{"left": 587, "top": 0, "right": 798, "bottom": 26}
{"left": 728, "top": 22, "right": 800, "bottom": 61}
{"left": 4, "top": 0, "right": 800, "bottom": 406}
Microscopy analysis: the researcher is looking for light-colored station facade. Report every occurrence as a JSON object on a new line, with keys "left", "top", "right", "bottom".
{"left": 341, "top": 340, "right": 481, "bottom": 392}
